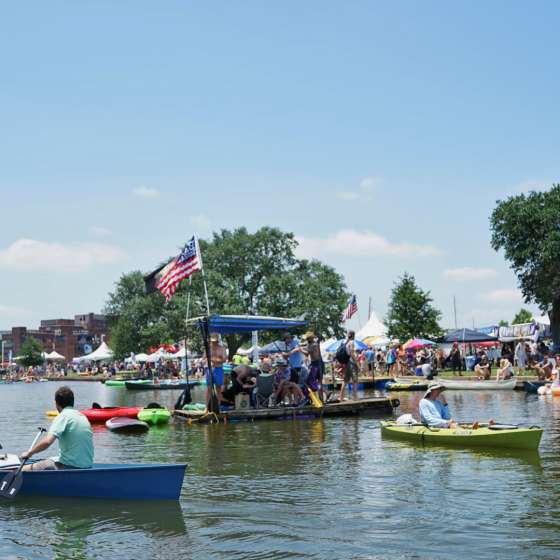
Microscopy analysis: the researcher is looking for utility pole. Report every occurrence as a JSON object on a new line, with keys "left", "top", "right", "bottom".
{"left": 368, "top": 297, "right": 372, "bottom": 320}
{"left": 453, "top": 296, "right": 458, "bottom": 330}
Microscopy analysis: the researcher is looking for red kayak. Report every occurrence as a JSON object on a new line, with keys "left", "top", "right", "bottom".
{"left": 81, "top": 406, "right": 142, "bottom": 423}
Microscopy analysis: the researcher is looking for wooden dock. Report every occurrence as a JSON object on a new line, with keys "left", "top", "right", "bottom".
{"left": 174, "top": 396, "right": 399, "bottom": 424}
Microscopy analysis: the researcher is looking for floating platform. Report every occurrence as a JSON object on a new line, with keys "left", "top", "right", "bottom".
{"left": 174, "top": 396, "right": 399, "bottom": 424}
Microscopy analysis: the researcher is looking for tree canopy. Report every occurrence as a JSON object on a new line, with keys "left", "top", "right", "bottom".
{"left": 490, "top": 184, "right": 560, "bottom": 344}
{"left": 19, "top": 337, "right": 44, "bottom": 367}
{"left": 105, "top": 227, "right": 349, "bottom": 358}
{"left": 512, "top": 308, "right": 533, "bottom": 325}
{"left": 386, "top": 272, "right": 443, "bottom": 342}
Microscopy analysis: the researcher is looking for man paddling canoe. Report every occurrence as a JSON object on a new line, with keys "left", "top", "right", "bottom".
{"left": 419, "top": 383, "right": 457, "bottom": 428}
{"left": 20, "top": 386, "right": 93, "bottom": 471}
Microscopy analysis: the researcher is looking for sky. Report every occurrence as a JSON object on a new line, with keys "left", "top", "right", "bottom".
{"left": 0, "top": 1, "right": 557, "bottom": 333}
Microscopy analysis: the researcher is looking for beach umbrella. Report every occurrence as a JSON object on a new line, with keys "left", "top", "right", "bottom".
{"left": 403, "top": 338, "right": 435, "bottom": 350}
{"left": 325, "top": 339, "right": 368, "bottom": 353}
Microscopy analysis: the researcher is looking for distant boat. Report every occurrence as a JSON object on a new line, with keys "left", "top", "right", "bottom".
{"left": 440, "top": 379, "right": 516, "bottom": 390}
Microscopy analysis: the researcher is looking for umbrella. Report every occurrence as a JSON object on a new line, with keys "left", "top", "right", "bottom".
{"left": 325, "top": 339, "right": 368, "bottom": 353}
{"left": 403, "top": 338, "right": 435, "bottom": 350}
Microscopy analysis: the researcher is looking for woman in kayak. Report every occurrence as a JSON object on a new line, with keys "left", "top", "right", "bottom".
{"left": 419, "top": 383, "right": 457, "bottom": 428}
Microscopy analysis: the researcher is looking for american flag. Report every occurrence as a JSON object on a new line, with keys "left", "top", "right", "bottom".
{"left": 342, "top": 294, "right": 358, "bottom": 321}
{"left": 157, "top": 237, "right": 201, "bottom": 302}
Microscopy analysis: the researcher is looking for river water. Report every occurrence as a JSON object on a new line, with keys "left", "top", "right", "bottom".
{"left": 0, "top": 381, "right": 559, "bottom": 560}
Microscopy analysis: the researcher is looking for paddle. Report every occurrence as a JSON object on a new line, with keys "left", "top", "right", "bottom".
{"left": 0, "top": 427, "right": 46, "bottom": 499}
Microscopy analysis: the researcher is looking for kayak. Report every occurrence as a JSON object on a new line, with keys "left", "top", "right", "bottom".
{"left": 125, "top": 380, "right": 193, "bottom": 390}
{"left": 106, "top": 417, "right": 149, "bottom": 433}
{"left": 440, "top": 379, "right": 517, "bottom": 390}
{"left": 81, "top": 406, "right": 142, "bottom": 423}
{"left": 105, "top": 379, "right": 151, "bottom": 387}
{"left": 380, "top": 421, "right": 543, "bottom": 450}
{"left": 0, "top": 456, "right": 186, "bottom": 500}
{"left": 524, "top": 380, "right": 546, "bottom": 394}
{"left": 138, "top": 407, "right": 172, "bottom": 425}
{"left": 386, "top": 381, "right": 428, "bottom": 391}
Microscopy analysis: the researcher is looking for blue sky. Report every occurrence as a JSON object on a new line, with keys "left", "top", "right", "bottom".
{"left": 0, "top": 1, "right": 557, "bottom": 332}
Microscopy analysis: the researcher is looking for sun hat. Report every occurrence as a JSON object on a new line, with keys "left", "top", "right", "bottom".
{"left": 304, "top": 331, "right": 315, "bottom": 341}
{"left": 424, "top": 382, "right": 445, "bottom": 398}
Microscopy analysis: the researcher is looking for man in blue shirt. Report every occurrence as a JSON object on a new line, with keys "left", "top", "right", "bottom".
{"left": 419, "top": 383, "right": 457, "bottom": 428}
{"left": 282, "top": 333, "right": 304, "bottom": 383}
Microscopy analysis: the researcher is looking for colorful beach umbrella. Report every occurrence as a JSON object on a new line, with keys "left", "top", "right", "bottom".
{"left": 403, "top": 338, "right": 435, "bottom": 350}
{"left": 325, "top": 339, "right": 369, "bottom": 353}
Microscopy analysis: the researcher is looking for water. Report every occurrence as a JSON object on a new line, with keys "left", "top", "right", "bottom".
{"left": 1, "top": 381, "right": 560, "bottom": 559}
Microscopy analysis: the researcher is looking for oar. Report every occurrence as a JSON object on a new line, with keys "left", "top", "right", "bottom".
{"left": 0, "top": 427, "right": 46, "bottom": 499}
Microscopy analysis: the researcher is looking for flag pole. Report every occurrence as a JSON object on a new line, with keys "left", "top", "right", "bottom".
{"left": 195, "top": 235, "right": 211, "bottom": 316}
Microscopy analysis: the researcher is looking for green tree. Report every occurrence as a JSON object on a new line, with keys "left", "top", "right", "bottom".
{"left": 512, "top": 308, "right": 533, "bottom": 325}
{"left": 19, "top": 337, "right": 44, "bottom": 367}
{"left": 490, "top": 184, "right": 560, "bottom": 345}
{"left": 386, "top": 272, "right": 443, "bottom": 342}
{"left": 498, "top": 319, "right": 509, "bottom": 327}
{"left": 105, "top": 227, "right": 349, "bottom": 358}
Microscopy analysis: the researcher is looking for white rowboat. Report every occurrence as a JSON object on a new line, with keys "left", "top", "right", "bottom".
{"left": 440, "top": 379, "right": 517, "bottom": 390}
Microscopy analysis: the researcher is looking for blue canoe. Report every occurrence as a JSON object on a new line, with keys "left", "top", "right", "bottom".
{"left": 16, "top": 463, "right": 186, "bottom": 500}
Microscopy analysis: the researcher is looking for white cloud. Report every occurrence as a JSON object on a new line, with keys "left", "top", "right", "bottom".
{"left": 336, "top": 191, "right": 360, "bottom": 201}
{"left": 296, "top": 229, "right": 442, "bottom": 259}
{"left": 359, "top": 176, "right": 376, "bottom": 192}
{"left": 89, "top": 226, "right": 112, "bottom": 238}
{"left": 0, "top": 305, "right": 30, "bottom": 317}
{"left": 190, "top": 213, "right": 212, "bottom": 232}
{"left": 0, "top": 239, "right": 126, "bottom": 272}
{"left": 132, "top": 186, "right": 160, "bottom": 198}
{"left": 479, "top": 289, "right": 524, "bottom": 303}
{"left": 443, "top": 267, "right": 498, "bottom": 281}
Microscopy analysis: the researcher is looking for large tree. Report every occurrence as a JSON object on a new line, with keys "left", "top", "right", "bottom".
{"left": 490, "top": 185, "right": 560, "bottom": 345}
{"left": 512, "top": 308, "right": 533, "bottom": 325}
{"left": 105, "top": 227, "right": 349, "bottom": 358}
{"left": 386, "top": 272, "right": 443, "bottom": 342}
{"left": 19, "top": 337, "right": 44, "bottom": 367}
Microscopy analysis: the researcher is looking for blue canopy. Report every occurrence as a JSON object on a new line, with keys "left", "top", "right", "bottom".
{"left": 441, "top": 328, "right": 498, "bottom": 343}
{"left": 198, "top": 314, "right": 306, "bottom": 335}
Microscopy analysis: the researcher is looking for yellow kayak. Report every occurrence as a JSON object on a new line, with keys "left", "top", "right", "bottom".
{"left": 380, "top": 421, "right": 543, "bottom": 450}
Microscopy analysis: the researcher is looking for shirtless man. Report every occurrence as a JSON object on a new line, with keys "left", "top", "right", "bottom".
{"left": 206, "top": 334, "right": 227, "bottom": 405}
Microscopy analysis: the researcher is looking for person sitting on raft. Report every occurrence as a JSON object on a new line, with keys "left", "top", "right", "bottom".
{"left": 419, "top": 383, "right": 457, "bottom": 428}
{"left": 21, "top": 386, "right": 93, "bottom": 471}
{"left": 272, "top": 357, "right": 304, "bottom": 405}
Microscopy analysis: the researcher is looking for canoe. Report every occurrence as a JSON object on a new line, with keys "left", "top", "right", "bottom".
{"left": 125, "top": 380, "right": 193, "bottom": 391}
{"left": 440, "top": 379, "right": 517, "bottom": 390}
{"left": 386, "top": 381, "right": 428, "bottom": 391}
{"left": 380, "top": 421, "right": 542, "bottom": 450}
{"left": 106, "top": 417, "right": 149, "bottom": 433}
{"left": 138, "top": 407, "right": 171, "bottom": 425}
{"left": 0, "top": 457, "right": 186, "bottom": 500}
{"left": 81, "top": 406, "right": 142, "bottom": 423}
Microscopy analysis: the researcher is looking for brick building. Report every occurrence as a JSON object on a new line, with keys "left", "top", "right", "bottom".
{"left": 1, "top": 313, "right": 107, "bottom": 362}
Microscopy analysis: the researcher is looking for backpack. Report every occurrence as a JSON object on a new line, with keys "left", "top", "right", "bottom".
{"left": 336, "top": 342, "right": 351, "bottom": 364}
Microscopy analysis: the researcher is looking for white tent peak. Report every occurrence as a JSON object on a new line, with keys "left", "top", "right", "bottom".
{"left": 76, "top": 341, "right": 114, "bottom": 362}
{"left": 356, "top": 311, "right": 387, "bottom": 341}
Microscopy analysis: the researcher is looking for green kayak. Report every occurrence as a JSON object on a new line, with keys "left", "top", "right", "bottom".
{"left": 137, "top": 407, "right": 172, "bottom": 425}
{"left": 105, "top": 379, "right": 151, "bottom": 387}
{"left": 380, "top": 421, "right": 543, "bottom": 450}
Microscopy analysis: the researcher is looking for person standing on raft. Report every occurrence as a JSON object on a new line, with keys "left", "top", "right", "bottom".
{"left": 20, "top": 386, "right": 93, "bottom": 471}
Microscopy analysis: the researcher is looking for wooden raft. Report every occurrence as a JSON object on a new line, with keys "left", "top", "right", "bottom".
{"left": 173, "top": 396, "right": 399, "bottom": 424}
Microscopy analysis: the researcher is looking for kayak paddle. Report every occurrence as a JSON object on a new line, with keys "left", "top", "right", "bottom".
{"left": 0, "top": 427, "right": 46, "bottom": 499}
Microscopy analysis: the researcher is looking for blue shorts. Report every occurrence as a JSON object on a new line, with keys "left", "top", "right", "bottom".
{"left": 206, "top": 366, "right": 224, "bottom": 386}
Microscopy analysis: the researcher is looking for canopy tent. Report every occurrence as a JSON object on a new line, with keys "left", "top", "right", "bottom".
{"left": 146, "top": 348, "right": 178, "bottom": 363}
{"left": 173, "top": 347, "right": 192, "bottom": 359}
{"left": 195, "top": 314, "right": 306, "bottom": 334}
{"left": 236, "top": 345, "right": 262, "bottom": 356}
{"left": 124, "top": 352, "right": 150, "bottom": 364}
{"left": 325, "top": 339, "right": 368, "bottom": 353}
{"left": 403, "top": 338, "right": 435, "bottom": 350}
{"left": 76, "top": 341, "right": 114, "bottom": 362}
{"left": 258, "top": 340, "right": 289, "bottom": 355}
{"left": 46, "top": 350, "right": 66, "bottom": 361}
{"left": 356, "top": 311, "right": 387, "bottom": 341}
{"left": 534, "top": 314, "right": 550, "bottom": 326}
{"left": 441, "top": 329, "right": 498, "bottom": 344}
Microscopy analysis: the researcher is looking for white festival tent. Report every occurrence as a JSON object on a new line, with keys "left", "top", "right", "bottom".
{"left": 236, "top": 345, "right": 262, "bottom": 356}
{"left": 124, "top": 353, "right": 150, "bottom": 364}
{"left": 76, "top": 342, "right": 114, "bottom": 362}
{"left": 46, "top": 350, "right": 66, "bottom": 361}
{"left": 356, "top": 311, "right": 387, "bottom": 341}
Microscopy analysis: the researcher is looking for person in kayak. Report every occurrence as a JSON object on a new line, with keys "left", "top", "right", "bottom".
{"left": 419, "top": 383, "right": 457, "bottom": 428}
{"left": 21, "top": 386, "right": 93, "bottom": 471}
